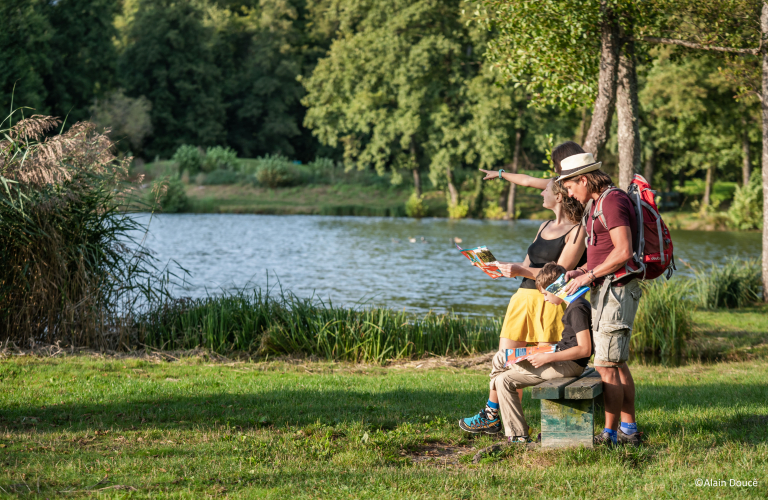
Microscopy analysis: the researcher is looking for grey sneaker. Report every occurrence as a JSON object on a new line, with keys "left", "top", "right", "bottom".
{"left": 618, "top": 429, "right": 643, "bottom": 446}
{"left": 594, "top": 430, "right": 616, "bottom": 447}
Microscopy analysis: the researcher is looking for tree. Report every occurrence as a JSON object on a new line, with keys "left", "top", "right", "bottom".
{"left": 0, "top": 0, "right": 51, "bottom": 116}
{"left": 302, "top": 0, "right": 489, "bottom": 197}
{"left": 117, "top": 0, "right": 226, "bottom": 158}
{"left": 41, "top": 0, "right": 120, "bottom": 123}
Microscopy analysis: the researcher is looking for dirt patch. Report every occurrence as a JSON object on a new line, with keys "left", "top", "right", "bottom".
{"left": 388, "top": 352, "right": 495, "bottom": 371}
{"left": 407, "top": 443, "right": 474, "bottom": 466}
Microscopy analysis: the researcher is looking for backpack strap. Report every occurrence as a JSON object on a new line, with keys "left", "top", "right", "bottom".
{"left": 585, "top": 187, "right": 616, "bottom": 247}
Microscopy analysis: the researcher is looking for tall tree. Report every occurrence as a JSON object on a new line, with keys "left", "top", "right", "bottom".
{"left": 0, "top": 0, "right": 51, "bottom": 116}
{"left": 118, "top": 0, "right": 226, "bottom": 158}
{"left": 302, "top": 0, "right": 488, "bottom": 196}
{"left": 41, "top": 0, "right": 119, "bottom": 123}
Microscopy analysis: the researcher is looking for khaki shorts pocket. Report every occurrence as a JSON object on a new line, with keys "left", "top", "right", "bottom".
{"left": 594, "top": 329, "right": 631, "bottom": 365}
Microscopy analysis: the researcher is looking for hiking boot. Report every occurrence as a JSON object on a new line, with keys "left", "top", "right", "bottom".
{"left": 618, "top": 429, "right": 643, "bottom": 446}
{"left": 593, "top": 430, "right": 616, "bottom": 447}
{"left": 459, "top": 410, "right": 501, "bottom": 435}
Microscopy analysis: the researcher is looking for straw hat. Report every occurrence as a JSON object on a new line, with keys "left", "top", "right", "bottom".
{"left": 554, "top": 153, "right": 602, "bottom": 181}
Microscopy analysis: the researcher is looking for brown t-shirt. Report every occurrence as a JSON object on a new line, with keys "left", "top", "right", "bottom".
{"left": 587, "top": 189, "right": 637, "bottom": 286}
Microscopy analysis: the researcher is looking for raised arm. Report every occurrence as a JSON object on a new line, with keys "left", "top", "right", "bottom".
{"left": 479, "top": 169, "right": 550, "bottom": 190}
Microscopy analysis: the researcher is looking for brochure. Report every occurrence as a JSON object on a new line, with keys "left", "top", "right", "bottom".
{"left": 545, "top": 273, "right": 589, "bottom": 304}
{"left": 504, "top": 345, "right": 558, "bottom": 367}
{"left": 456, "top": 244, "right": 503, "bottom": 279}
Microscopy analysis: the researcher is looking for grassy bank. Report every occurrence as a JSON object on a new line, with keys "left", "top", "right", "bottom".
{"left": 1, "top": 356, "right": 767, "bottom": 498}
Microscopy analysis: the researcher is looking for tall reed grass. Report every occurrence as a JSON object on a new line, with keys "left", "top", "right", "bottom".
{"left": 692, "top": 257, "right": 762, "bottom": 309}
{"left": 631, "top": 278, "right": 695, "bottom": 363}
{"left": 137, "top": 288, "right": 501, "bottom": 363}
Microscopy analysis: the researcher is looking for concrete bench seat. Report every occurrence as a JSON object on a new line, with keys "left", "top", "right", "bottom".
{"left": 531, "top": 367, "right": 603, "bottom": 448}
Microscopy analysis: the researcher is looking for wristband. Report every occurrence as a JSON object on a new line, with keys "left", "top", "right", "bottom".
{"left": 588, "top": 269, "right": 596, "bottom": 281}
{"left": 498, "top": 169, "right": 505, "bottom": 180}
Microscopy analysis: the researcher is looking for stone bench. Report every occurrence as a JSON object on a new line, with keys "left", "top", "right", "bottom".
{"left": 531, "top": 367, "right": 603, "bottom": 448}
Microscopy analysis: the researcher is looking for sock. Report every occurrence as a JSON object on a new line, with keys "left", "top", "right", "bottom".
{"left": 485, "top": 400, "right": 499, "bottom": 419}
{"left": 620, "top": 422, "right": 638, "bottom": 435}
{"left": 604, "top": 428, "right": 617, "bottom": 444}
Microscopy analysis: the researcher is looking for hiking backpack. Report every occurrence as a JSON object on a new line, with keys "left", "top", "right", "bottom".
{"left": 583, "top": 174, "right": 675, "bottom": 282}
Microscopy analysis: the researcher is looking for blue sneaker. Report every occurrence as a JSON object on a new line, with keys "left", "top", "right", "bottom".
{"left": 459, "top": 410, "right": 501, "bottom": 434}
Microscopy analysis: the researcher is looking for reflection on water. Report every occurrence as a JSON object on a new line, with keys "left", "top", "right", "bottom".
{"left": 133, "top": 214, "right": 761, "bottom": 317}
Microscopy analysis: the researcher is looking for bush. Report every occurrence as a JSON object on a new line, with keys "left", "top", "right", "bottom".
{"left": 728, "top": 172, "right": 763, "bottom": 230}
{"left": 483, "top": 202, "right": 505, "bottom": 220}
{"left": 202, "top": 145, "right": 238, "bottom": 172}
{"left": 448, "top": 201, "right": 469, "bottom": 219}
{"left": 172, "top": 144, "right": 202, "bottom": 174}
{"left": 254, "top": 155, "right": 298, "bottom": 188}
{"left": 693, "top": 257, "right": 762, "bottom": 309}
{"left": 631, "top": 278, "right": 695, "bottom": 363}
{"left": 147, "top": 176, "right": 188, "bottom": 213}
{"left": 405, "top": 193, "right": 427, "bottom": 218}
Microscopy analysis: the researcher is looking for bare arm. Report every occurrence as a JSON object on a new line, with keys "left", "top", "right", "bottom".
{"left": 556, "top": 226, "right": 587, "bottom": 271}
{"left": 495, "top": 222, "right": 543, "bottom": 279}
{"left": 528, "top": 329, "right": 591, "bottom": 368}
{"left": 564, "top": 225, "right": 633, "bottom": 294}
{"left": 479, "top": 169, "right": 550, "bottom": 190}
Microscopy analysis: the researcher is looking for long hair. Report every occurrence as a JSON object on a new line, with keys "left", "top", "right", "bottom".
{"left": 552, "top": 180, "right": 585, "bottom": 225}
{"left": 579, "top": 170, "right": 614, "bottom": 195}
{"left": 551, "top": 141, "right": 586, "bottom": 173}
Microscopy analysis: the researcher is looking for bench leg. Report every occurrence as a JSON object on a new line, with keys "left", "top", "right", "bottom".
{"left": 540, "top": 398, "right": 595, "bottom": 448}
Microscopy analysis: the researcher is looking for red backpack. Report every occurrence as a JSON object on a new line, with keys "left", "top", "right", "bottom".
{"left": 584, "top": 174, "right": 675, "bottom": 281}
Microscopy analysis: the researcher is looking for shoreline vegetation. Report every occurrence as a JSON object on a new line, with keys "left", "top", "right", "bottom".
{"left": 132, "top": 156, "right": 763, "bottom": 232}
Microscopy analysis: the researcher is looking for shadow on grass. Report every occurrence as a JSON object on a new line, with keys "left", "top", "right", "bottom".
{"left": 1, "top": 382, "right": 767, "bottom": 444}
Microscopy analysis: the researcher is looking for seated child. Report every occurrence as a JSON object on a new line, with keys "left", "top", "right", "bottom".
{"left": 459, "top": 262, "right": 593, "bottom": 442}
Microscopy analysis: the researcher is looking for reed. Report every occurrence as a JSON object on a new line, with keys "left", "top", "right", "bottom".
{"left": 692, "top": 257, "right": 762, "bottom": 309}
{"left": 137, "top": 288, "right": 501, "bottom": 362}
{"left": 630, "top": 278, "right": 695, "bottom": 363}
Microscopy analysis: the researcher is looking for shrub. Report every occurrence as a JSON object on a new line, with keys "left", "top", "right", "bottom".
{"left": 631, "top": 278, "right": 695, "bottom": 363}
{"left": 172, "top": 144, "right": 203, "bottom": 174}
{"left": 147, "top": 176, "right": 188, "bottom": 213}
{"left": 202, "top": 145, "right": 238, "bottom": 172}
{"left": 254, "top": 154, "right": 298, "bottom": 188}
{"left": 728, "top": 172, "right": 763, "bottom": 230}
{"left": 693, "top": 257, "right": 762, "bottom": 309}
{"left": 448, "top": 201, "right": 469, "bottom": 219}
{"left": 483, "top": 202, "right": 505, "bottom": 220}
{"left": 202, "top": 169, "right": 242, "bottom": 185}
{"left": 405, "top": 193, "right": 427, "bottom": 218}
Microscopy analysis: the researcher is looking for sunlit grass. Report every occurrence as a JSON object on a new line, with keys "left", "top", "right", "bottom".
{"left": 0, "top": 356, "right": 767, "bottom": 498}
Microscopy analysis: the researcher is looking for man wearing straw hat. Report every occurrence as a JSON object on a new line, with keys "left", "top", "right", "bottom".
{"left": 558, "top": 153, "right": 643, "bottom": 447}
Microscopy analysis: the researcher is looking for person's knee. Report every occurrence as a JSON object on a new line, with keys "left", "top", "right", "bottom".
{"left": 596, "top": 366, "right": 620, "bottom": 383}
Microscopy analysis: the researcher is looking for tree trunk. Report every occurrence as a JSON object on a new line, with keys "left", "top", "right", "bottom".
{"left": 505, "top": 129, "right": 522, "bottom": 220}
{"left": 742, "top": 123, "right": 751, "bottom": 187}
{"left": 616, "top": 40, "right": 641, "bottom": 190}
{"left": 446, "top": 164, "right": 458, "bottom": 207}
{"left": 412, "top": 168, "right": 421, "bottom": 198}
{"left": 644, "top": 148, "right": 654, "bottom": 182}
{"left": 577, "top": 107, "right": 590, "bottom": 145}
{"left": 583, "top": 2, "right": 619, "bottom": 158}
{"left": 702, "top": 164, "right": 714, "bottom": 208}
{"left": 761, "top": 2, "right": 768, "bottom": 301}
{"left": 410, "top": 136, "right": 421, "bottom": 197}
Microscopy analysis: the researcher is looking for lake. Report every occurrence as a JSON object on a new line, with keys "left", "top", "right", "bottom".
{"left": 135, "top": 214, "right": 762, "bottom": 317}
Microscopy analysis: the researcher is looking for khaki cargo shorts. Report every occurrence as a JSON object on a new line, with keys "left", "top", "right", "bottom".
{"left": 590, "top": 279, "right": 642, "bottom": 367}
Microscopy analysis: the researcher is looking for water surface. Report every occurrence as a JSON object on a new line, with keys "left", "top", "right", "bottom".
{"left": 136, "top": 214, "right": 761, "bottom": 317}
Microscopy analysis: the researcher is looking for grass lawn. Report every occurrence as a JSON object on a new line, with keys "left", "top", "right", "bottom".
{"left": 692, "top": 305, "right": 768, "bottom": 360}
{"left": 1, "top": 355, "right": 767, "bottom": 498}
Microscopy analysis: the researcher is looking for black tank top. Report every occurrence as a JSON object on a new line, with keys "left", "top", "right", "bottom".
{"left": 519, "top": 221, "right": 587, "bottom": 289}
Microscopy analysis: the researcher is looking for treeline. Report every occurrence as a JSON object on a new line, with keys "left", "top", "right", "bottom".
{"left": 1, "top": 0, "right": 764, "bottom": 216}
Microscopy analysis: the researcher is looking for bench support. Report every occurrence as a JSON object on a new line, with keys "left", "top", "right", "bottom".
{"left": 540, "top": 398, "right": 595, "bottom": 448}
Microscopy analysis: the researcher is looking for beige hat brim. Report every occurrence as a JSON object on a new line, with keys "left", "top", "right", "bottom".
{"left": 554, "top": 162, "right": 602, "bottom": 182}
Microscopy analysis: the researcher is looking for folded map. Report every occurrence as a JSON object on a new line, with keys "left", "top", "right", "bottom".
{"left": 504, "top": 345, "right": 558, "bottom": 367}
{"left": 545, "top": 273, "right": 589, "bottom": 304}
{"left": 456, "top": 244, "right": 503, "bottom": 279}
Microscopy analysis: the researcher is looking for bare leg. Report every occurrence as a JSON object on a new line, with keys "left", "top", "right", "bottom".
{"left": 596, "top": 366, "right": 623, "bottom": 431}
{"left": 618, "top": 363, "right": 636, "bottom": 424}
{"left": 493, "top": 339, "right": 527, "bottom": 403}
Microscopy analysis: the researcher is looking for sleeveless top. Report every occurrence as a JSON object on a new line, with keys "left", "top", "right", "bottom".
{"left": 519, "top": 221, "right": 587, "bottom": 290}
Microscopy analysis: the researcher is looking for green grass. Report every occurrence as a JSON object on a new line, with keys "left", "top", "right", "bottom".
{"left": 1, "top": 356, "right": 767, "bottom": 498}
{"left": 692, "top": 304, "right": 768, "bottom": 360}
